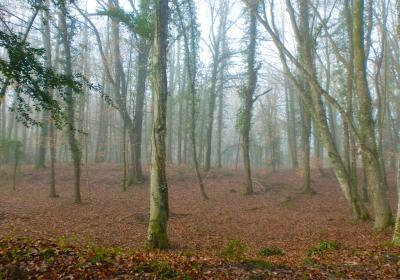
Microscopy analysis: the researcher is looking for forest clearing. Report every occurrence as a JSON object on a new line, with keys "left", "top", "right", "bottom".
{"left": 1, "top": 164, "right": 400, "bottom": 279}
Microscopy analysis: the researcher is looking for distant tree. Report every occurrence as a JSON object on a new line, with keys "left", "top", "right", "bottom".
{"left": 174, "top": 0, "right": 209, "bottom": 200}
{"left": 204, "top": 0, "right": 228, "bottom": 171}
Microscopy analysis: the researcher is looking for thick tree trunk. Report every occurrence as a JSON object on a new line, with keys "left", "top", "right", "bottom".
{"left": 147, "top": 0, "right": 169, "bottom": 250}
{"left": 353, "top": 0, "right": 392, "bottom": 229}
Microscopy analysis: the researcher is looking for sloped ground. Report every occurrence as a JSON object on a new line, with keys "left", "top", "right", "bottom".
{"left": 0, "top": 164, "right": 399, "bottom": 279}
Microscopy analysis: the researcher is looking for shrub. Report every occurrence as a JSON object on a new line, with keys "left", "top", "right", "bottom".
{"left": 259, "top": 246, "right": 284, "bottom": 257}
{"left": 220, "top": 239, "right": 246, "bottom": 260}
{"left": 307, "top": 241, "right": 340, "bottom": 257}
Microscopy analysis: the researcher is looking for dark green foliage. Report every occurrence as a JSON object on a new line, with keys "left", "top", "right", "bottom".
{"left": 307, "top": 241, "right": 340, "bottom": 257}
{"left": 97, "top": 5, "right": 154, "bottom": 39}
{"left": 0, "top": 30, "right": 103, "bottom": 129}
{"left": 259, "top": 246, "right": 284, "bottom": 257}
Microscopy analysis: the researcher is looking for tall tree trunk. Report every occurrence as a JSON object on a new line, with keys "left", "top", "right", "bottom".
{"left": 95, "top": 19, "right": 111, "bottom": 163}
{"left": 59, "top": 4, "right": 82, "bottom": 204}
{"left": 242, "top": 3, "right": 257, "bottom": 195}
{"left": 177, "top": 54, "right": 185, "bottom": 165}
{"left": 175, "top": 0, "right": 209, "bottom": 200}
{"left": 216, "top": 68, "right": 224, "bottom": 169}
{"left": 42, "top": 0, "right": 57, "bottom": 197}
{"left": 147, "top": 0, "right": 169, "bottom": 250}
{"left": 353, "top": 0, "right": 392, "bottom": 229}
{"left": 298, "top": 0, "right": 313, "bottom": 194}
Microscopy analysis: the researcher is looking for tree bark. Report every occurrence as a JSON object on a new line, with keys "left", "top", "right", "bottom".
{"left": 147, "top": 0, "right": 169, "bottom": 250}
{"left": 353, "top": 0, "right": 392, "bottom": 229}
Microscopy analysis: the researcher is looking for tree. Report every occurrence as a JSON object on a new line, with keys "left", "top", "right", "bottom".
{"left": 76, "top": 0, "right": 151, "bottom": 185}
{"left": 297, "top": 0, "right": 314, "bottom": 194}
{"left": 147, "top": 0, "right": 169, "bottom": 249}
{"left": 353, "top": 0, "right": 392, "bottom": 228}
{"left": 59, "top": 1, "right": 82, "bottom": 204}
{"left": 204, "top": 0, "right": 228, "bottom": 171}
{"left": 240, "top": 0, "right": 258, "bottom": 195}
{"left": 244, "top": 0, "right": 370, "bottom": 222}
{"left": 174, "top": 0, "right": 209, "bottom": 200}
{"left": 41, "top": 0, "right": 57, "bottom": 197}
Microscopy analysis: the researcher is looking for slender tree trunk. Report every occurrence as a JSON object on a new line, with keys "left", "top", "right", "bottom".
{"left": 95, "top": 89, "right": 109, "bottom": 162}
{"left": 285, "top": 82, "right": 298, "bottom": 168}
{"left": 204, "top": 1, "right": 226, "bottom": 171}
{"left": 242, "top": 3, "right": 257, "bottom": 195}
{"left": 216, "top": 71, "right": 224, "bottom": 169}
{"left": 393, "top": 149, "right": 400, "bottom": 245}
{"left": 204, "top": 65, "right": 218, "bottom": 171}
{"left": 42, "top": 0, "right": 57, "bottom": 197}
{"left": 177, "top": 58, "right": 185, "bottom": 165}
{"left": 95, "top": 20, "right": 111, "bottom": 163}
{"left": 147, "top": 0, "right": 169, "bottom": 250}
{"left": 59, "top": 4, "right": 82, "bottom": 204}
{"left": 175, "top": 0, "right": 209, "bottom": 200}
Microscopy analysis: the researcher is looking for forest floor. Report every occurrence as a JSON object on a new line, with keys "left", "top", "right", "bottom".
{"left": 0, "top": 164, "right": 400, "bottom": 279}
